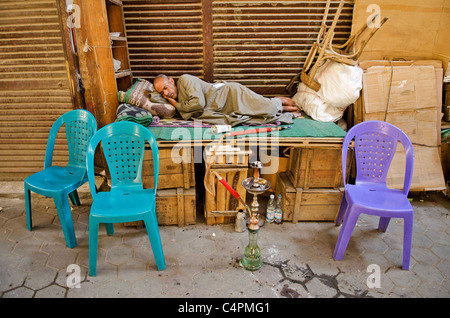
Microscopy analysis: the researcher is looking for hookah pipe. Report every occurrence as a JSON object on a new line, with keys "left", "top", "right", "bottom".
{"left": 204, "top": 125, "right": 292, "bottom": 218}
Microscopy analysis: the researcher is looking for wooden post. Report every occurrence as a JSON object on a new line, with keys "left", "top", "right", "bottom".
{"left": 74, "top": 0, "right": 119, "bottom": 129}
{"left": 56, "top": 0, "right": 84, "bottom": 110}
{"left": 202, "top": 0, "right": 214, "bottom": 82}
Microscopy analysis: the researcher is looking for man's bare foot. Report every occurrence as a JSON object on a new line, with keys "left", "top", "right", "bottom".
{"left": 282, "top": 105, "right": 298, "bottom": 112}
{"left": 276, "top": 96, "right": 297, "bottom": 106}
{"left": 276, "top": 97, "right": 299, "bottom": 112}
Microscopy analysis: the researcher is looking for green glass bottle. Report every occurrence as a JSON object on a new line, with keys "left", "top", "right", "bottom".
{"left": 240, "top": 215, "right": 262, "bottom": 271}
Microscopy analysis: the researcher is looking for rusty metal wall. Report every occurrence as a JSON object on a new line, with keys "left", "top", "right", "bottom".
{"left": 123, "top": 0, "right": 353, "bottom": 95}
{"left": 212, "top": 0, "right": 354, "bottom": 96}
{"left": 123, "top": 0, "right": 205, "bottom": 80}
{"left": 0, "top": 0, "right": 73, "bottom": 180}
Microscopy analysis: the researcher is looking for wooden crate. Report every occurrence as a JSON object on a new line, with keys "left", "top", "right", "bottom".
{"left": 124, "top": 187, "right": 196, "bottom": 227}
{"left": 204, "top": 149, "right": 250, "bottom": 225}
{"left": 142, "top": 147, "right": 195, "bottom": 190}
{"left": 286, "top": 146, "right": 350, "bottom": 189}
{"left": 204, "top": 166, "right": 248, "bottom": 225}
{"left": 156, "top": 187, "right": 196, "bottom": 226}
{"left": 276, "top": 172, "right": 343, "bottom": 222}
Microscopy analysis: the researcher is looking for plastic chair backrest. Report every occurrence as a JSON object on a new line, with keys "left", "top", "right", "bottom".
{"left": 342, "top": 120, "right": 414, "bottom": 195}
{"left": 45, "top": 109, "right": 97, "bottom": 169}
{"left": 87, "top": 121, "right": 159, "bottom": 197}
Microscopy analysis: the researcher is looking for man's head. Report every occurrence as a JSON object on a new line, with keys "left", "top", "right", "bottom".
{"left": 154, "top": 74, "right": 177, "bottom": 100}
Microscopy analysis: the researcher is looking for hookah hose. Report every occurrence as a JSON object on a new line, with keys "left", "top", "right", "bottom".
{"left": 209, "top": 170, "right": 252, "bottom": 216}
{"left": 226, "top": 126, "right": 290, "bottom": 137}
{"left": 203, "top": 125, "right": 292, "bottom": 213}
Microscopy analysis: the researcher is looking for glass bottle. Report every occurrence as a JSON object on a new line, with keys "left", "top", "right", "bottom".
{"left": 266, "top": 194, "right": 275, "bottom": 223}
{"left": 235, "top": 210, "right": 246, "bottom": 232}
{"left": 274, "top": 194, "right": 283, "bottom": 224}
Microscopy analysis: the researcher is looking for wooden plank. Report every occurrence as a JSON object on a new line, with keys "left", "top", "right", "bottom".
{"left": 176, "top": 188, "right": 185, "bottom": 227}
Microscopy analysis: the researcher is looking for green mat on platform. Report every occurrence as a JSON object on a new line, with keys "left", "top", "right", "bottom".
{"left": 147, "top": 118, "right": 346, "bottom": 141}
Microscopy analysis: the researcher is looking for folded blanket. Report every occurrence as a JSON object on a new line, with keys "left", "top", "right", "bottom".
{"left": 115, "top": 103, "right": 159, "bottom": 126}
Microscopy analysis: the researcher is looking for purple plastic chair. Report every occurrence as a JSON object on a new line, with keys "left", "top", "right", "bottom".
{"left": 333, "top": 120, "right": 414, "bottom": 270}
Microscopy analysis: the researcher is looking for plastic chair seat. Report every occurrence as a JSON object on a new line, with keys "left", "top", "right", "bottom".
{"left": 25, "top": 166, "right": 87, "bottom": 194}
{"left": 89, "top": 189, "right": 155, "bottom": 221}
{"left": 344, "top": 184, "right": 412, "bottom": 214}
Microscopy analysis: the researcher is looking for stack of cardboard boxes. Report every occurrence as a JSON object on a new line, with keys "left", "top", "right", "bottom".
{"left": 354, "top": 60, "right": 446, "bottom": 191}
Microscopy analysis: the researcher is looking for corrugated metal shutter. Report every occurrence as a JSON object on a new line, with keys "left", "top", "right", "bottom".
{"left": 123, "top": 0, "right": 204, "bottom": 80}
{"left": 122, "top": 0, "right": 353, "bottom": 95}
{"left": 0, "top": 0, "right": 73, "bottom": 180}
{"left": 212, "top": 0, "right": 354, "bottom": 96}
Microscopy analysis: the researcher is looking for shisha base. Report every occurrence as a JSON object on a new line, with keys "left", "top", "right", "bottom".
{"left": 240, "top": 229, "right": 262, "bottom": 271}
{"left": 240, "top": 215, "right": 262, "bottom": 271}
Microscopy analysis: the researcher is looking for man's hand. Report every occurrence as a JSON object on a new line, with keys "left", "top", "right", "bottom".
{"left": 165, "top": 96, "right": 177, "bottom": 106}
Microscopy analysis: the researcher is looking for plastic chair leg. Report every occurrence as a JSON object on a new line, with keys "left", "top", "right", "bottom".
{"left": 402, "top": 215, "right": 413, "bottom": 270}
{"left": 378, "top": 217, "right": 391, "bottom": 232}
{"left": 335, "top": 194, "right": 348, "bottom": 226}
{"left": 24, "top": 186, "right": 32, "bottom": 231}
{"left": 54, "top": 194, "right": 77, "bottom": 248}
{"left": 105, "top": 223, "right": 114, "bottom": 236}
{"left": 333, "top": 208, "right": 359, "bottom": 261}
{"left": 143, "top": 214, "right": 166, "bottom": 271}
{"left": 69, "top": 190, "right": 81, "bottom": 206}
{"left": 89, "top": 219, "right": 99, "bottom": 276}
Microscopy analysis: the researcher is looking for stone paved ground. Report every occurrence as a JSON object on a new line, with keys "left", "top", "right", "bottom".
{"left": 0, "top": 183, "right": 449, "bottom": 299}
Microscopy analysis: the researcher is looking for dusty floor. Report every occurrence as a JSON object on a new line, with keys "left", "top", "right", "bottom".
{"left": 0, "top": 181, "right": 449, "bottom": 300}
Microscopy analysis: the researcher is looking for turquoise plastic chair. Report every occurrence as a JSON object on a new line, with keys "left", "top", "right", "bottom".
{"left": 24, "top": 109, "right": 97, "bottom": 248}
{"left": 86, "top": 121, "right": 165, "bottom": 276}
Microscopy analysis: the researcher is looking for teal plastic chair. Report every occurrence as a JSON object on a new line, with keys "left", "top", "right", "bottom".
{"left": 86, "top": 121, "right": 165, "bottom": 276}
{"left": 24, "top": 109, "right": 97, "bottom": 248}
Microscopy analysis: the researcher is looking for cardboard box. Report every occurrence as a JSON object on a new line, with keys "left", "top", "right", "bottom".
{"left": 358, "top": 60, "right": 445, "bottom": 191}
{"left": 364, "top": 108, "right": 440, "bottom": 147}
{"left": 362, "top": 65, "right": 438, "bottom": 114}
{"left": 386, "top": 145, "right": 446, "bottom": 192}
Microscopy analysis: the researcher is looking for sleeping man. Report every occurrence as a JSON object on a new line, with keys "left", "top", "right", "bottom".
{"left": 153, "top": 74, "right": 298, "bottom": 126}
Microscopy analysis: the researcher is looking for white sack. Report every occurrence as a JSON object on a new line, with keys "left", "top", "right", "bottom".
{"left": 292, "top": 60, "right": 363, "bottom": 122}
{"left": 293, "top": 83, "right": 345, "bottom": 122}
